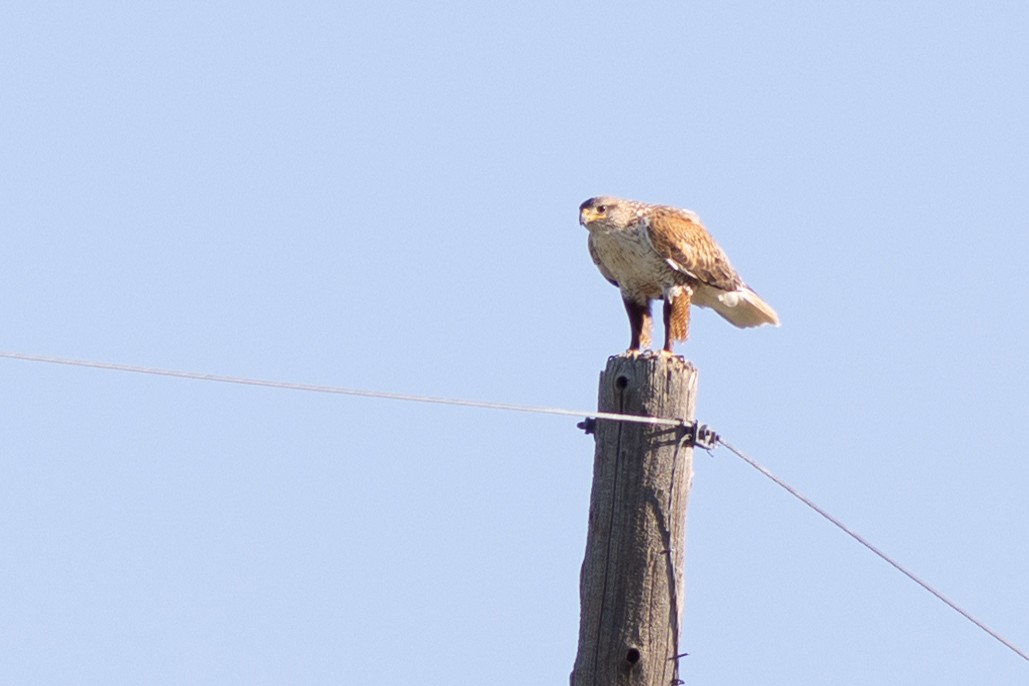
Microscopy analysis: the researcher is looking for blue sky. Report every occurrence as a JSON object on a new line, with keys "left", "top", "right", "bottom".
{"left": 2, "top": 2, "right": 1027, "bottom": 683}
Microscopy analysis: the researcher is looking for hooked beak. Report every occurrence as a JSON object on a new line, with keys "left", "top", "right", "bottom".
{"left": 579, "top": 207, "right": 596, "bottom": 226}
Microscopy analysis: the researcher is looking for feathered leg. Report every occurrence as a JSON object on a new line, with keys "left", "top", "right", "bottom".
{"left": 663, "top": 290, "right": 691, "bottom": 352}
{"left": 623, "top": 297, "right": 652, "bottom": 352}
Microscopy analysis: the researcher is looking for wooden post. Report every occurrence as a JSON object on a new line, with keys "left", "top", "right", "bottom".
{"left": 571, "top": 353, "right": 697, "bottom": 686}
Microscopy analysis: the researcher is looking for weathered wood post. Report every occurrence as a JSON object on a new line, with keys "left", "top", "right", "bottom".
{"left": 571, "top": 353, "right": 697, "bottom": 686}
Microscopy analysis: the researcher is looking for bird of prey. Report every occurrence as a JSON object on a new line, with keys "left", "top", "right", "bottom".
{"left": 579, "top": 196, "right": 779, "bottom": 352}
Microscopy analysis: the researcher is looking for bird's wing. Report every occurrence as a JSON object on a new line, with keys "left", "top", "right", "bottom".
{"left": 587, "top": 234, "right": 619, "bottom": 287}
{"left": 644, "top": 206, "right": 741, "bottom": 292}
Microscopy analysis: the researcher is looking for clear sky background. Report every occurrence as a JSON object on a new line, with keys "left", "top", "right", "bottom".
{"left": 2, "top": 2, "right": 1027, "bottom": 684}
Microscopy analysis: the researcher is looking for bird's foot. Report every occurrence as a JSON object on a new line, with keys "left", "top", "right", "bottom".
{"left": 659, "top": 349, "right": 688, "bottom": 364}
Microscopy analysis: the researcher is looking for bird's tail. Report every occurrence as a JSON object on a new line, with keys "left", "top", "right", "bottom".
{"left": 698, "top": 285, "right": 780, "bottom": 329}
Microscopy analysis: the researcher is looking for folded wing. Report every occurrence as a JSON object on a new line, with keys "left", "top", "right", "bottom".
{"left": 644, "top": 207, "right": 780, "bottom": 329}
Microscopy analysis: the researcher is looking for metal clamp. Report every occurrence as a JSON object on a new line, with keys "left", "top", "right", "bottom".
{"left": 680, "top": 420, "right": 718, "bottom": 450}
{"left": 577, "top": 417, "right": 718, "bottom": 450}
{"left": 577, "top": 417, "right": 597, "bottom": 435}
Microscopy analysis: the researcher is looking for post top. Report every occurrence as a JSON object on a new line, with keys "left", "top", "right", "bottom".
{"left": 606, "top": 350, "right": 696, "bottom": 374}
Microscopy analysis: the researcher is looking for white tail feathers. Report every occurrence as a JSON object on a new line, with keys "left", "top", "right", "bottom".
{"left": 694, "top": 285, "right": 780, "bottom": 329}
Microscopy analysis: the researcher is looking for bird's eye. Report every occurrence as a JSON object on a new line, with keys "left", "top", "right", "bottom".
{"left": 596, "top": 205, "right": 607, "bottom": 213}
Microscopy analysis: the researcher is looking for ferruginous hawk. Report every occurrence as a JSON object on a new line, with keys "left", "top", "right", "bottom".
{"left": 579, "top": 196, "right": 779, "bottom": 352}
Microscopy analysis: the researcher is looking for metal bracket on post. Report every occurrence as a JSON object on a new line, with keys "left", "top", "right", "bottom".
{"left": 678, "top": 420, "right": 718, "bottom": 450}
{"left": 577, "top": 417, "right": 597, "bottom": 435}
{"left": 577, "top": 416, "right": 717, "bottom": 450}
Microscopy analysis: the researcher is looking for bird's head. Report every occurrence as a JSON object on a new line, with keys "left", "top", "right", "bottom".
{"left": 579, "top": 196, "right": 634, "bottom": 232}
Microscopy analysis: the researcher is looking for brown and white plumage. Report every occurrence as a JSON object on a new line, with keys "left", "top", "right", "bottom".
{"left": 579, "top": 196, "right": 779, "bottom": 352}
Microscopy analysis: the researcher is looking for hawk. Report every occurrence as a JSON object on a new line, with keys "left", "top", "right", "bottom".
{"left": 579, "top": 196, "right": 779, "bottom": 352}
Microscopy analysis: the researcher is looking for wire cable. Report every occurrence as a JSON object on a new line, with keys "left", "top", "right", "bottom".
{"left": 0, "top": 350, "right": 681, "bottom": 427}
{"left": 716, "top": 436, "right": 1029, "bottom": 663}
{"left": 3, "top": 348, "right": 1025, "bottom": 663}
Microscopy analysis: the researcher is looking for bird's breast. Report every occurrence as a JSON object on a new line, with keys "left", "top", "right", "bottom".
{"left": 589, "top": 226, "right": 678, "bottom": 299}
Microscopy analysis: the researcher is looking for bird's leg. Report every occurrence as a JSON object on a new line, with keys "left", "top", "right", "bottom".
{"left": 623, "top": 297, "right": 652, "bottom": 352}
{"left": 663, "top": 299, "right": 675, "bottom": 352}
{"left": 663, "top": 290, "right": 691, "bottom": 352}
{"left": 640, "top": 303, "right": 653, "bottom": 350}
